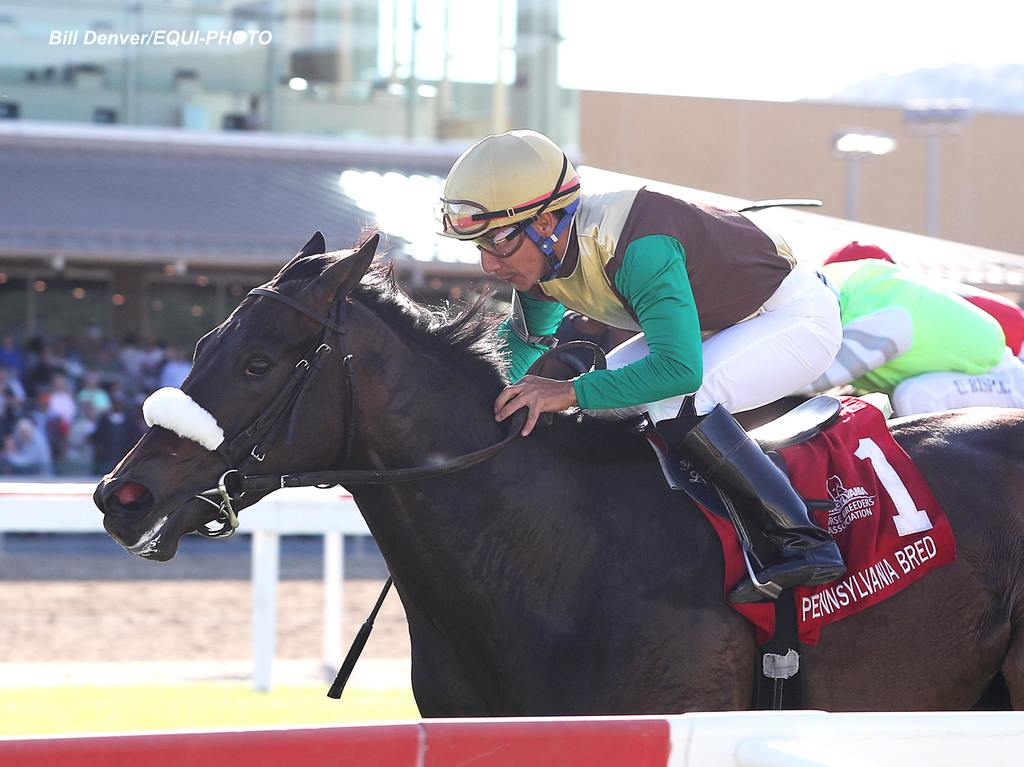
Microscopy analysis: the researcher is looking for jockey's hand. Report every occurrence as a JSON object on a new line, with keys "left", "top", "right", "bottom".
{"left": 494, "top": 376, "right": 579, "bottom": 437}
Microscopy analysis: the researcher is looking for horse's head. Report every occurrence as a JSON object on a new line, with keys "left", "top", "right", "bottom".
{"left": 94, "top": 231, "right": 379, "bottom": 560}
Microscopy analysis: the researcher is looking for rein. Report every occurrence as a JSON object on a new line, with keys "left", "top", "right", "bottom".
{"left": 192, "top": 286, "right": 523, "bottom": 536}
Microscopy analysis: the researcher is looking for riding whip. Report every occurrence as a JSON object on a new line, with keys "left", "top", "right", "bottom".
{"left": 327, "top": 575, "right": 393, "bottom": 699}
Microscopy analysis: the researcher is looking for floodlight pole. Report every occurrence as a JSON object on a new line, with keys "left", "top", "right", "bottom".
{"left": 844, "top": 154, "right": 862, "bottom": 221}
{"left": 925, "top": 131, "right": 941, "bottom": 237}
{"left": 832, "top": 131, "right": 897, "bottom": 223}
{"left": 903, "top": 101, "right": 972, "bottom": 238}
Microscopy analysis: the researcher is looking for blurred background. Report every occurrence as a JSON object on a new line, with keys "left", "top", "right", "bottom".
{"left": 0, "top": 0, "right": 1022, "bottom": 732}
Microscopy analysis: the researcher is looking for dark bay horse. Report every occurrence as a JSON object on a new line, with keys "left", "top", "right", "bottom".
{"left": 95, "top": 233, "right": 1024, "bottom": 714}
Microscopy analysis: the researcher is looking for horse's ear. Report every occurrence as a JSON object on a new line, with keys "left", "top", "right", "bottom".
{"left": 315, "top": 233, "right": 380, "bottom": 303}
{"left": 277, "top": 231, "right": 329, "bottom": 277}
{"left": 298, "top": 231, "right": 327, "bottom": 258}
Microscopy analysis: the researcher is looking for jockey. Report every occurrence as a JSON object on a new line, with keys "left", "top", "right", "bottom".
{"left": 811, "top": 243, "right": 1024, "bottom": 415}
{"left": 826, "top": 241, "right": 1024, "bottom": 357}
{"left": 438, "top": 129, "right": 845, "bottom": 603}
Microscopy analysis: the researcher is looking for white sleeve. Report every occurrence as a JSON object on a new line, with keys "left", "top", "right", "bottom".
{"left": 799, "top": 306, "right": 914, "bottom": 392}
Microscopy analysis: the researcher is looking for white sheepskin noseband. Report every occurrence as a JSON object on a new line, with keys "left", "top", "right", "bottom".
{"left": 142, "top": 387, "right": 225, "bottom": 451}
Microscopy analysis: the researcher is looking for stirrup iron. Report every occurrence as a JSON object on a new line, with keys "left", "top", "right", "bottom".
{"left": 742, "top": 548, "right": 783, "bottom": 601}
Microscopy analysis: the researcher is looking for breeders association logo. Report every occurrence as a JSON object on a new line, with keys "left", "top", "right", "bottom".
{"left": 825, "top": 475, "right": 876, "bottom": 535}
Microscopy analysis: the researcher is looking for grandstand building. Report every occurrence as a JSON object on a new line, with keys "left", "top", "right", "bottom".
{"left": 0, "top": 122, "right": 494, "bottom": 345}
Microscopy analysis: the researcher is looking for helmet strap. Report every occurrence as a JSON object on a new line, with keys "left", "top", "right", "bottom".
{"left": 530, "top": 198, "right": 579, "bottom": 282}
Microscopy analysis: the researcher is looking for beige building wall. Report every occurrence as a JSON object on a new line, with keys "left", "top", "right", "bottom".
{"left": 578, "top": 92, "right": 1024, "bottom": 257}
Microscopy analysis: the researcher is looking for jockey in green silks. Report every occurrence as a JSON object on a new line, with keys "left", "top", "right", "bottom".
{"left": 437, "top": 129, "right": 847, "bottom": 603}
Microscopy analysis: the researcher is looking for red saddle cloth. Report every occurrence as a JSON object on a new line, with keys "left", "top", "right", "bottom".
{"left": 701, "top": 396, "right": 957, "bottom": 646}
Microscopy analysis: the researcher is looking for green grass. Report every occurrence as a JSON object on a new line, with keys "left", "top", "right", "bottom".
{"left": 0, "top": 684, "right": 420, "bottom": 736}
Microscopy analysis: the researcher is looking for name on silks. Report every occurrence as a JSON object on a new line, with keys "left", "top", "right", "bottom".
{"left": 801, "top": 535, "right": 939, "bottom": 622}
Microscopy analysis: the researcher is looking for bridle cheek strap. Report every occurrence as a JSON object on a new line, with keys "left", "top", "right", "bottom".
{"left": 140, "top": 325, "right": 338, "bottom": 538}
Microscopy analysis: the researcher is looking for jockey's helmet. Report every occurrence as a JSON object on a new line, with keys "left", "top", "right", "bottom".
{"left": 824, "top": 241, "right": 896, "bottom": 266}
{"left": 438, "top": 130, "right": 581, "bottom": 241}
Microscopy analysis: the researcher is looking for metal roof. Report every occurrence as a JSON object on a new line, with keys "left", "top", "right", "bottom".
{"left": 0, "top": 121, "right": 479, "bottom": 273}
{"left": 1, "top": 122, "right": 1022, "bottom": 292}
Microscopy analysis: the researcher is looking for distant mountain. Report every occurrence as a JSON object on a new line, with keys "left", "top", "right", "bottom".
{"left": 826, "top": 63, "right": 1024, "bottom": 114}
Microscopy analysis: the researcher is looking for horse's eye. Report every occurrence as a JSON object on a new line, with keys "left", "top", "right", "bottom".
{"left": 245, "top": 357, "right": 271, "bottom": 377}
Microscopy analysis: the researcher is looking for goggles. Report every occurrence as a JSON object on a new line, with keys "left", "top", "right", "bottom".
{"left": 438, "top": 154, "right": 579, "bottom": 237}
{"left": 474, "top": 220, "right": 532, "bottom": 258}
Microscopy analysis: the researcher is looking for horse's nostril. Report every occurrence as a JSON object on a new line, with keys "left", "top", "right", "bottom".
{"left": 103, "top": 481, "right": 155, "bottom": 518}
{"left": 114, "top": 482, "right": 148, "bottom": 507}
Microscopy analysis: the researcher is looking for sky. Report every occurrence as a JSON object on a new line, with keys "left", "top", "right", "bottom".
{"left": 381, "top": 0, "right": 1024, "bottom": 102}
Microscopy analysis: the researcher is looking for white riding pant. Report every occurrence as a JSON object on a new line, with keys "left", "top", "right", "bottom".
{"left": 890, "top": 347, "right": 1024, "bottom": 416}
{"left": 589, "top": 263, "right": 842, "bottom": 423}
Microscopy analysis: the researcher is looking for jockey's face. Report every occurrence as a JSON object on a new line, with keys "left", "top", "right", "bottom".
{"left": 477, "top": 212, "right": 559, "bottom": 292}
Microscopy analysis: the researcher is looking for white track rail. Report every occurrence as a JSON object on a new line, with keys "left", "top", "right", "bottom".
{"left": 0, "top": 482, "right": 370, "bottom": 691}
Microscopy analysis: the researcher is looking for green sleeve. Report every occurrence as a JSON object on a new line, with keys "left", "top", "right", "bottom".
{"left": 573, "top": 235, "right": 702, "bottom": 410}
{"left": 498, "top": 291, "right": 565, "bottom": 382}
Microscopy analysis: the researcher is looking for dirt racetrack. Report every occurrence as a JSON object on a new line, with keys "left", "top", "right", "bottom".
{"left": 0, "top": 534, "right": 410, "bottom": 664}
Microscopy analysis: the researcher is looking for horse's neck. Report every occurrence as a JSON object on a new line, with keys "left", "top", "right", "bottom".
{"left": 351, "top": 439, "right": 606, "bottom": 688}
{"left": 345, "top": 313, "right": 587, "bottom": 639}
{"left": 346, "top": 318, "right": 503, "bottom": 472}
{"left": 344, "top": 302, "right": 505, "bottom": 547}
{"left": 342, "top": 307, "right": 710, "bottom": 685}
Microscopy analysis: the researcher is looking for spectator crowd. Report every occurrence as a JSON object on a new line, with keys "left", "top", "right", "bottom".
{"left": 0, "top": 330, "right": 193, "bottom": 477}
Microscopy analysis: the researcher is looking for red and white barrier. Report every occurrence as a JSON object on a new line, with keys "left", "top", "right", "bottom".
{"left": 2, "top": 711, "right": 1023, "bottom": 767}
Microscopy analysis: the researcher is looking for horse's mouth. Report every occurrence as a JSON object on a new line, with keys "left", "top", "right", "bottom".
{"left": 104, "top": 498, "right": 217, "bottom": 561}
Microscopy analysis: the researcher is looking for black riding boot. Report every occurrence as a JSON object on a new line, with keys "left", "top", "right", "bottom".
{"left": 680, "top": 405, "right": 845, "bottom": 603}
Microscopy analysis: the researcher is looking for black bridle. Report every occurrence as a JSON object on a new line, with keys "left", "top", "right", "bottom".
{"left": 193, "top": 286, "right": 524, "bottom": 538}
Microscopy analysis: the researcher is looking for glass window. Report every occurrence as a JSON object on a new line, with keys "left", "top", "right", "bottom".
{"left": 33, "top": 276, "right": 113, "bottom": 338}
{"left": 0, "top": 1, "right": 127, "bottom": 122}
{"left": 0, "top": 275, "right": 28, "bottom": 337}
{"left": 0, "top": 1, "right": 575, "bottom": 144}
{"left": 146, "top": 280, "right": 218, "bottom": 348}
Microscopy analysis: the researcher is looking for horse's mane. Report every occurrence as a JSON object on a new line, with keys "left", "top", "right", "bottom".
{"left": 275, "top": 242, "right": 654, "bottom": 465}
{"left": 275, "top": 246, "right": 509, "bottom": 391}
{"left": 354, "top": 271, "right": 652, "bottom": 462}
{"left": 353, "top": 264, "right": 510, "bottom": 390}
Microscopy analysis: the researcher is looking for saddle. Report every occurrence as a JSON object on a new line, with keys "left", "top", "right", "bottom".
{"left": 748, "top": 396, "right": 843, "bottom": 453}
